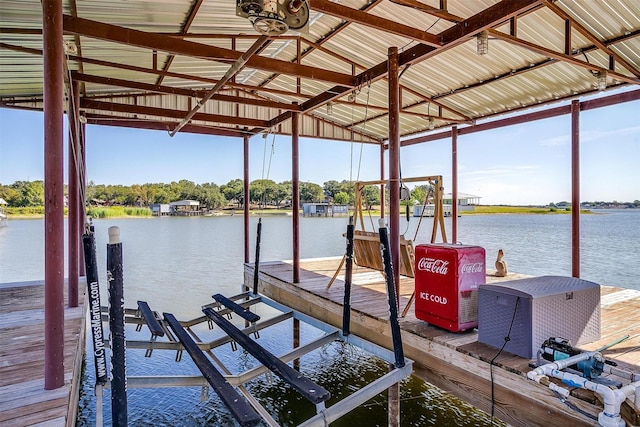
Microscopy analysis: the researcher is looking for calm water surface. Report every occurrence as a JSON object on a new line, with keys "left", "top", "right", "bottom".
{"left": 1, "top": 210, "right": 638, "bottom": 426}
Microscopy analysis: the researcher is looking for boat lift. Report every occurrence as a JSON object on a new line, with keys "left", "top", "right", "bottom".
{"left": 85, "top": 222, "right": 413, "bottom": 427}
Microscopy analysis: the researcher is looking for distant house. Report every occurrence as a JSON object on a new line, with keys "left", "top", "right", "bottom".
{"left": 413, "top": 193, "right": 481, "bottom": 217}
{"left": 169, "top": 200, "right": 201, "bottom": 216}
{"left": 442, "top": 193, "right": 481, "bottom": 208}
{"left": 150, "top": 203, "right": 170, "bottom": 216}
{"left": 302, "top": 202, "right": 348, "bottom": 217}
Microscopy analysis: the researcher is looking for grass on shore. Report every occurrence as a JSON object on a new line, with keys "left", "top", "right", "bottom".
{"left": 4, "top": 204, "right": 590, "bottom": 219}
{"left": 86, "top": 206, "right": 151, "bottom": 218}
{"left": 464, "top": 205, "right": 584, "bottom": 214}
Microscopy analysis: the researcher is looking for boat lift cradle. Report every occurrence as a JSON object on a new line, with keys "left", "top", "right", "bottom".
{"left": 88, "top": 212, "right": 413, "bottom": 426}
{"left": 99, "top": 293, "right": 413, "bottom": 427}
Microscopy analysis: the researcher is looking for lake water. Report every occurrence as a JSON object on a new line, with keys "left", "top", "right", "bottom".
{"left": 1, "top": 210, "right": 638, "bottom": 426}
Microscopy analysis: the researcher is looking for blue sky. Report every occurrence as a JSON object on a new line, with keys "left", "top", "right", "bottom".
{"left": 0, "top": 90, "right": 638, "bottom": 205}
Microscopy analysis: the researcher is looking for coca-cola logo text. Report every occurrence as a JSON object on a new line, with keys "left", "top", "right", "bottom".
{"left": 417, "top": 257, "right": 449, "bottom": 275}
{"left": 461, "top": 262, "right": 483, "bottom": 274}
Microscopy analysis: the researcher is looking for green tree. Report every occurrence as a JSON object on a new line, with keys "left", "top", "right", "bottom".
{"left": 198, "top": 183, "right": 226, "bottom": 209}
{"left": 250, "top": 179, "right": 277, "bottom": 208}
{"left": 299, "top": 182, "right": 324, "bottom": 203}
{"left": 334, "top": 191, "right": 349, "bottom": 205}
{"left": 0, "top": 184, "right": 20, "bottom": 206}
{"left": 221, "top": 179, "right": 245, "bottom": 207}
{"left": 10, "top": 180, "right": 45, "bottom": 207}
{"left": 361, "top": 185, "right": 380, "bottom": 210}
{"left": 273, "top": 182, "right": 291, "bottom": 207}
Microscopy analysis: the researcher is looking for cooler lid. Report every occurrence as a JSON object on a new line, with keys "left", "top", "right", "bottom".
{"left": 480, "top": 276, "right": 599, "bottom": 298}
{"left": 415, "top": 243, "right": 483, "bottom": 250}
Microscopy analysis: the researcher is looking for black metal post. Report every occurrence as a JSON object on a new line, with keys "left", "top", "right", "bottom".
{"left": 253, "top": 218, "right": 262, "bottom": 295}
{"left": 107, "top": 226, "right": 127, "bottom": 426}
{"left": 342, "top": 216, "right": 354, "bottom": 336}
{"left": 378, "top": 220, "right": 405, "bottom": 368}
{"left": 83, "top": 230, "right": 108, "bottom": 385}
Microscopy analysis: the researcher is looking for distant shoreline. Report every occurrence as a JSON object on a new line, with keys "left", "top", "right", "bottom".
{"left": 4, "top": 204, "right": 609, "bottom": 219}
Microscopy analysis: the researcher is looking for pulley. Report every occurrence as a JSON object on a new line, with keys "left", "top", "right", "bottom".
{"left": 237, "top": 0, "right": 309, "bottom": 36}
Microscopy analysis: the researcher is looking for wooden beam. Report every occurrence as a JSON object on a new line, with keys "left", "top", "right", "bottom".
{"left": 489, "top": 29, "right": 640, "bottom": 85}
{"left": 388, "top": 0, "right": 463, "bottom": 22}
{"left": 72, "top": 72, "right": 301, "bottom": 111}
{"left": 0, "top": 42, "right": 314, "bottom": 101}
{"left": 544, "top": 0, "right": 640, "bottom": 78}
{"left": 62, "top": 15, "right": 356, "bottom": 87}
{"left": 293, "top": 0, "right": 544, "bottom": 122}
{"left": 80, "top": 99, "right": 269, "bottom": 128}
{"left": 157, "top": 0, "right": 204, "bottom": 85}
{"left": 170, "top": 35, "right": 271, "bottom": 136}
{"left": 309, "top": 0, "right": 440, "bottom": 47}
{"left": 84, "top": 113, "right": 248, "bottom": 138}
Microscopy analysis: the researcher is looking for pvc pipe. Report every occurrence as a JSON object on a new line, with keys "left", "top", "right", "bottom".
{"left": 619, "top": 380, "right": 640, "bottom": 407}
{"left": 603, "top": 364, "right": 640, "bottom": 382}
{"left": 528, "top": 357, "right": 628, "bottom": 427}
{"left": 527, "top": 350, "right": 597, "bottom": 381}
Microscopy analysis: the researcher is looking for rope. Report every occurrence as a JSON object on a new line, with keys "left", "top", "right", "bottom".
{"left": 259, "top": 131, "right": 276, "bottom": 212}
{"left": 412, "top": 183, "right": 434, "bottom": 242}
{"left": 355, "top": 78, "right": 371, "bottom": 183}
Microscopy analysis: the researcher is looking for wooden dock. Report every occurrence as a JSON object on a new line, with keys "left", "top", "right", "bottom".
{"left": 246, "top": 257, "right": 640, "bottom": 427}
{"left": 0, "top": 280, "right": 87, "bottom": 427}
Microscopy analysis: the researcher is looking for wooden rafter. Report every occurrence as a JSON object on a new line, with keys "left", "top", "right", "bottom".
{"left": 71, "top": 72, "right": 300, "bottom": 111}
{"left": 263, "top": 0, "right": 544, "bottom": 133}
{"left": 308, "top": 0, "right": 441, "bottom": 47}
{"left": 544, "top": 0, "right": 640, "bottom": 78}
{"left": 0, "top": 42, "right": 313, "bottom": 100}
{"left": 157, "top": 0, "right": 204, "bottom": 85}
{"left": 62, "top": 15, "right": 356, "bottom": 87}
{"left": 85, "top": 113, "right": 248, "bottom": 138}
{"left": 388, "top": 0, "right": 463, "bottom": 22}
{"left": 489, "top": 29, "right": 640, "bottom": 85}
{"left": 80, "top": 99, "right": 269, "bottom": 129}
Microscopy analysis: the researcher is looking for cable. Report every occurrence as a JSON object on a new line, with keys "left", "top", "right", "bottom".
{"left": 551, "top": 389, "right": 598, "bottom": 421}
{"left": 489, "top": 296, "right": 520, "bottom": 425}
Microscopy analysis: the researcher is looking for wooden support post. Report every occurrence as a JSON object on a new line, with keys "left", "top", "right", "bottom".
{"left": 243, "top": 134, "right": 250, "bottom": 264}
{"left": 43, "top": 0, "right": 65, "bottom": 390}
{"left": 388, "top": 47, "right": 401, "bottom": 300}
{"left": 388, "top": 364, "right": 400, "bottom": 427}
{"left": 293, "top": 318, "right": 300, "bottom": 371}
{"left": 452, "top": 126, "right": 458, "bottom": 243}
{"left": 292, "top": 106, "right": 300, "bottom": 283}
{"left": 571, "top": 100, "right": 580, "bottom": 278}
{"left": 78, "top": 121, "right": 86, "bottom": 277}
{"left": 107, "top": 227, "right": 127, "bottom": 426}
{"left": 67, "top": 80, "right": 80, "bottom": 308}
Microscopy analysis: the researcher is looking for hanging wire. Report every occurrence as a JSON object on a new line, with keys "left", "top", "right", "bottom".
{"left": 355, "top": 77, "right": 371, "bottom": 183}
{"left": 258, "top": 131, "right": 276, "bottom": 212}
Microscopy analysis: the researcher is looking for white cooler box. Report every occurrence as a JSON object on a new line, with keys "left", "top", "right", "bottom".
{"left": 478, "top": 276, "right": 600, "bottom": 359}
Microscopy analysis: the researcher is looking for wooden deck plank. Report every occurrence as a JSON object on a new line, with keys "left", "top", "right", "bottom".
{"left": 0, "top": 280, "right": 87, "bottom": 427}
{"left": 248, "top": 257, "right": 640, "bottom": 427}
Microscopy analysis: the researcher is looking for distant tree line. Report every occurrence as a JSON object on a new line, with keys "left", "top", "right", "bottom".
{"left": 10, "top": 180, "right": 634, "bottom": 210}
{"left": 0, "top": 179, "right": 384, "bottom": 210}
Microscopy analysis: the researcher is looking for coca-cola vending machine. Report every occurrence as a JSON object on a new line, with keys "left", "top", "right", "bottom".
{"left": 414, "top": 244, "right": 486, "bottom": 332}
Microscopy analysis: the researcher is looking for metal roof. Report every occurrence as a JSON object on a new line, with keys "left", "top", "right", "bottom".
{"left": 1, "top": 0, "right": 639, "bottom": 143}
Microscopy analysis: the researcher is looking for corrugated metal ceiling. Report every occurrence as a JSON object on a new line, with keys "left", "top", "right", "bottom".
{"left": 1, "top": 0, "right": 638, "bottom": 143}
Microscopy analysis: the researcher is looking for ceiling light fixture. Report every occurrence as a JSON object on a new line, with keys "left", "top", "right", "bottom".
{"left": 477, "top": 30, "right": 489, "bottom": 55}
{"left": 596, "top": 70, "right": 607, "bottom": 91}
{"left": 428, "top": 117, "right": 435, "bottom": 130}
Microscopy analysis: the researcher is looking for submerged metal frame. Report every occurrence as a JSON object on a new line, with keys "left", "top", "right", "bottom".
{"left": 98, "top": 292, "right": 413, "bottom": 427}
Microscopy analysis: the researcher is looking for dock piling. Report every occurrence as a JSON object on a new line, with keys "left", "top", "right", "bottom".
{"left": 107, "top": 226, "right": 127, "bottom": 426}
